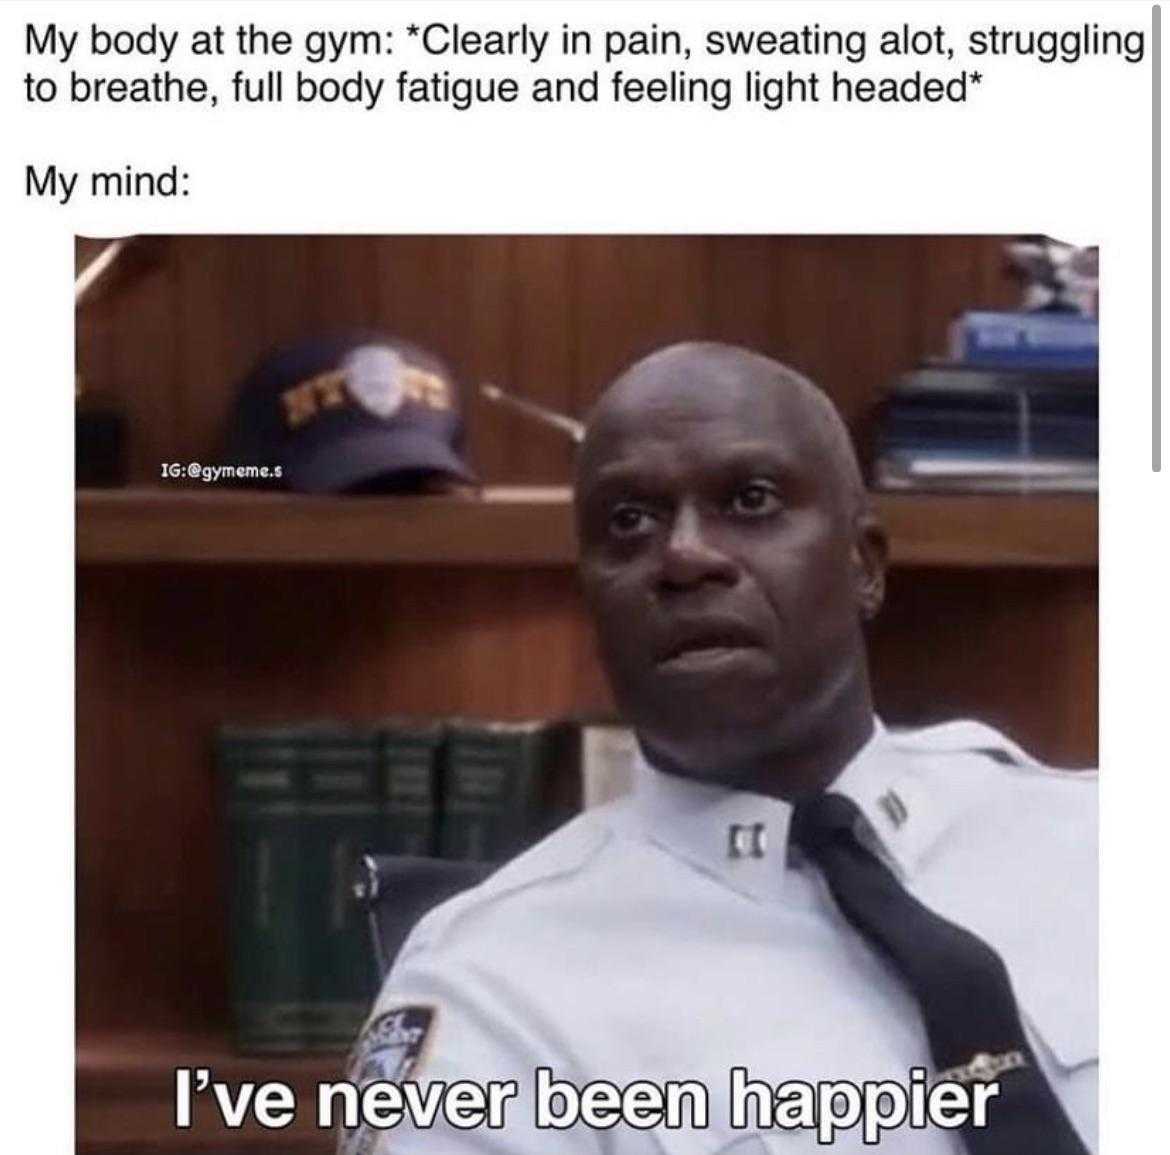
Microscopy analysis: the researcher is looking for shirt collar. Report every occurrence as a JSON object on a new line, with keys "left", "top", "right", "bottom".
{"left": 627, "top": 719, "right": 965, "bottom": 902}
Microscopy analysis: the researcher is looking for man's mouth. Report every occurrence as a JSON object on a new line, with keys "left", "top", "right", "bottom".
{"left": 655, "top": 621, "right": 766, "bottom": 670}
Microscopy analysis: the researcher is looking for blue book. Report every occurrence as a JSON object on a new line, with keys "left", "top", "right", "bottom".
{"left": 948, "top": 311, "right": 1098, "bottom": 369}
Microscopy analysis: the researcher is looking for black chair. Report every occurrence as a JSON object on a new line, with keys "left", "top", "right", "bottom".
{"left": 352, "top": 854, "right": 495, "bottom": 979}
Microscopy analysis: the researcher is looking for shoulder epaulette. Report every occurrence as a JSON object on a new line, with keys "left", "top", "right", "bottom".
{"left": 888, "top": 719, "right": 1038, "bottom": 767}
{"left": 888, "top": 720, "right": 1097, "bottom": 779}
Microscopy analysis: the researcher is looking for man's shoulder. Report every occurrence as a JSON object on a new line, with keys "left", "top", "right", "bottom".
{"left": 396, "top": 803, "right": 631, "bottom": 960}
{"left": 886, "top": 718, "right": 1097, "bottom": 869}
{"left": 890, "top": 720, "right": 1097, "bottom": 1067}
{"left": 888, "top": 718, "right": 1097, "bottom": 804}
{"left": 888, "top": 718, "right": 1096, "bottom": 775}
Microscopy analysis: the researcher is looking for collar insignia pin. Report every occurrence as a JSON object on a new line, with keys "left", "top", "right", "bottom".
{"left": 878, "top": 789, "right": 909, "bottom": 829}
{"left": 728, "top": 822, "right": 767, "bottom": 859}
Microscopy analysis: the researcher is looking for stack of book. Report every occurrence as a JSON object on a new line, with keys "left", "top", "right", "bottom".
{"left": 873, "top": 311, "right": 1098, "bottom": 494}
{"left": 216, "top": 715, "right": 637, "bottom": 1052}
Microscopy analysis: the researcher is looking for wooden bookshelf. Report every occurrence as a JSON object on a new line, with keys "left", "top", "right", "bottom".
{"left": 76, "top": 487, "right": 1097, "bottom": 569}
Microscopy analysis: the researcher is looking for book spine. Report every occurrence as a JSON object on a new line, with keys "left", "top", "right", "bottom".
{"left": 439, "top": 726, "right": 549, "bottom": 862}
{"left": 218, "top": 727, "right": 308, "bottom": 1053}
{"left": 382, "top": 725, "right": 443, "bottom": 857}
{"left": 300, "top": 727, "right": 381, "bottom": 1051}
{"left": 580, "top": 724, "right": 639, "bottom": 808}
{"left": 948, "top": 312, "right": 1098, "bottom": 369}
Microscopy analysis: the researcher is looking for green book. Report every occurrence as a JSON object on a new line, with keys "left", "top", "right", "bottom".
{"left": 439, "top": 720, "right": 576, "bottom": 862}
{"left": 381, "top": 719, "right": 445, "bottom": 857}
{"left": 217, "top": 724, "right": 308, "bottom": 1053}
{"left": 299, "top": 722, "right": 381, "bottom": 1050}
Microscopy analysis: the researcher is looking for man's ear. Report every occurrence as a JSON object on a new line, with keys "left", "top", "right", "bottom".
{"left": 852, "top": 510, "right": 888, "bottom": 621}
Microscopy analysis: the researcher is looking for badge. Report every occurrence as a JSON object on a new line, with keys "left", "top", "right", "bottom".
{"left": 343, "top": 345, "right": 407, "bottom": 420}
{"left": 340, "top": 1006, "right": 436, "bottom": 1155}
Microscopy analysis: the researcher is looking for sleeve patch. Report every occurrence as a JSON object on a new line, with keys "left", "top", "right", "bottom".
{"left": 340, "top": 1006, "right": 436, "bottom": 1154}
{"left": 349, "top": 1005, "right": 436, "bottom": 1084}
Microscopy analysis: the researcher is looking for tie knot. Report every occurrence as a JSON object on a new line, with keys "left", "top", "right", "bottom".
{"left": 789, "top": 792, "right": 862, "bottom": 852}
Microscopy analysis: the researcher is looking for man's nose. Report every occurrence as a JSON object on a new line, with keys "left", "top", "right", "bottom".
{"left": 658, "top": 504, "right": 738, "bottom": 592}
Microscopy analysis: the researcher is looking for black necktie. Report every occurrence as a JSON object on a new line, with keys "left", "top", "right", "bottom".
{"left": 789, "top": 792, "right": 1088, "bottom": 1155}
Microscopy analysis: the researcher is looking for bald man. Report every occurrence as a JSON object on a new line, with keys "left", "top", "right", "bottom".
{"left": 341, "top": 343, "right": 1096, "bottom": 1155}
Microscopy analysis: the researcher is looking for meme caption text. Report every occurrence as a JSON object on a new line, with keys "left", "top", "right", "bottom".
{"left": 176, "top": 1064, "right": 1004, "bottom": 1143}
{"left": 22, "top": 14, "right": 1146, "bottom": 204}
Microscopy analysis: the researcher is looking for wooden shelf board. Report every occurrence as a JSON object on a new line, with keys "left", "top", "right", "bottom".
{"left": 77, "top": 1030, "right": 341, "bottom": 1151}
{"left": 76, "top": 487, "right": 1097, "bottom": 569}
{"left": 875, "top": 490, "right": 1096, "bottom": 568}
{"left": 76, "top": 487, "right": 577, "bottom": 567}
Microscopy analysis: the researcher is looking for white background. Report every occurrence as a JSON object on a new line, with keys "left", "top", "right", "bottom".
{"left": 0, "top": 1, "right": 1162, "bottom": 1151}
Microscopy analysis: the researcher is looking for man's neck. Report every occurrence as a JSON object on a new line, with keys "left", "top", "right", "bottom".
{"left": 642, "top": 668, "right": 877, "bottom": 802}
{"left": 748, "top": 693, "right": 877, "bottom": 802}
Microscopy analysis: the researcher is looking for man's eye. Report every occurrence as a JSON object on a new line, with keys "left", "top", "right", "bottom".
{"left": 728, "top": 481, "right": 782, "bottom": 517}
{"left": 608, "top": 503, "right": 655, "bottom": 538}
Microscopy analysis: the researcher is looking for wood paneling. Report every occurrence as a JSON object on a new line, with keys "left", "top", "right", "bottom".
{"left": 76, "top": 235, "right": 1020, "bottom": 485}
{"left": 871, "top": 568, "right": 1098, "bottom": 768}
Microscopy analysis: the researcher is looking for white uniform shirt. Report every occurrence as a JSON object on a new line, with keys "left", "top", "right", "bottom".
{"left": 341, "top": 720, "right": 1097, "bottom": 1154}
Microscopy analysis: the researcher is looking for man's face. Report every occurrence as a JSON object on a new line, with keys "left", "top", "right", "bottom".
{"left": 575, "top": 356, "right": 880, "bottom": 782}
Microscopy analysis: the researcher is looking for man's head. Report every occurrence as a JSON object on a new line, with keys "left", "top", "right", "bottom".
{"left": 574, "top": 342, "right": 887, "bottom": 795}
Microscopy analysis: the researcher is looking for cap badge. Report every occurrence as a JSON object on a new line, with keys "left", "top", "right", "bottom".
{"left": 343, "top": 345, "right": 407, "bottom": 420}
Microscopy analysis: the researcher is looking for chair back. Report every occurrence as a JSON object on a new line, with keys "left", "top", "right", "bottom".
{"left": 353, "top": 854, "right": 494, "bottom": 979}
